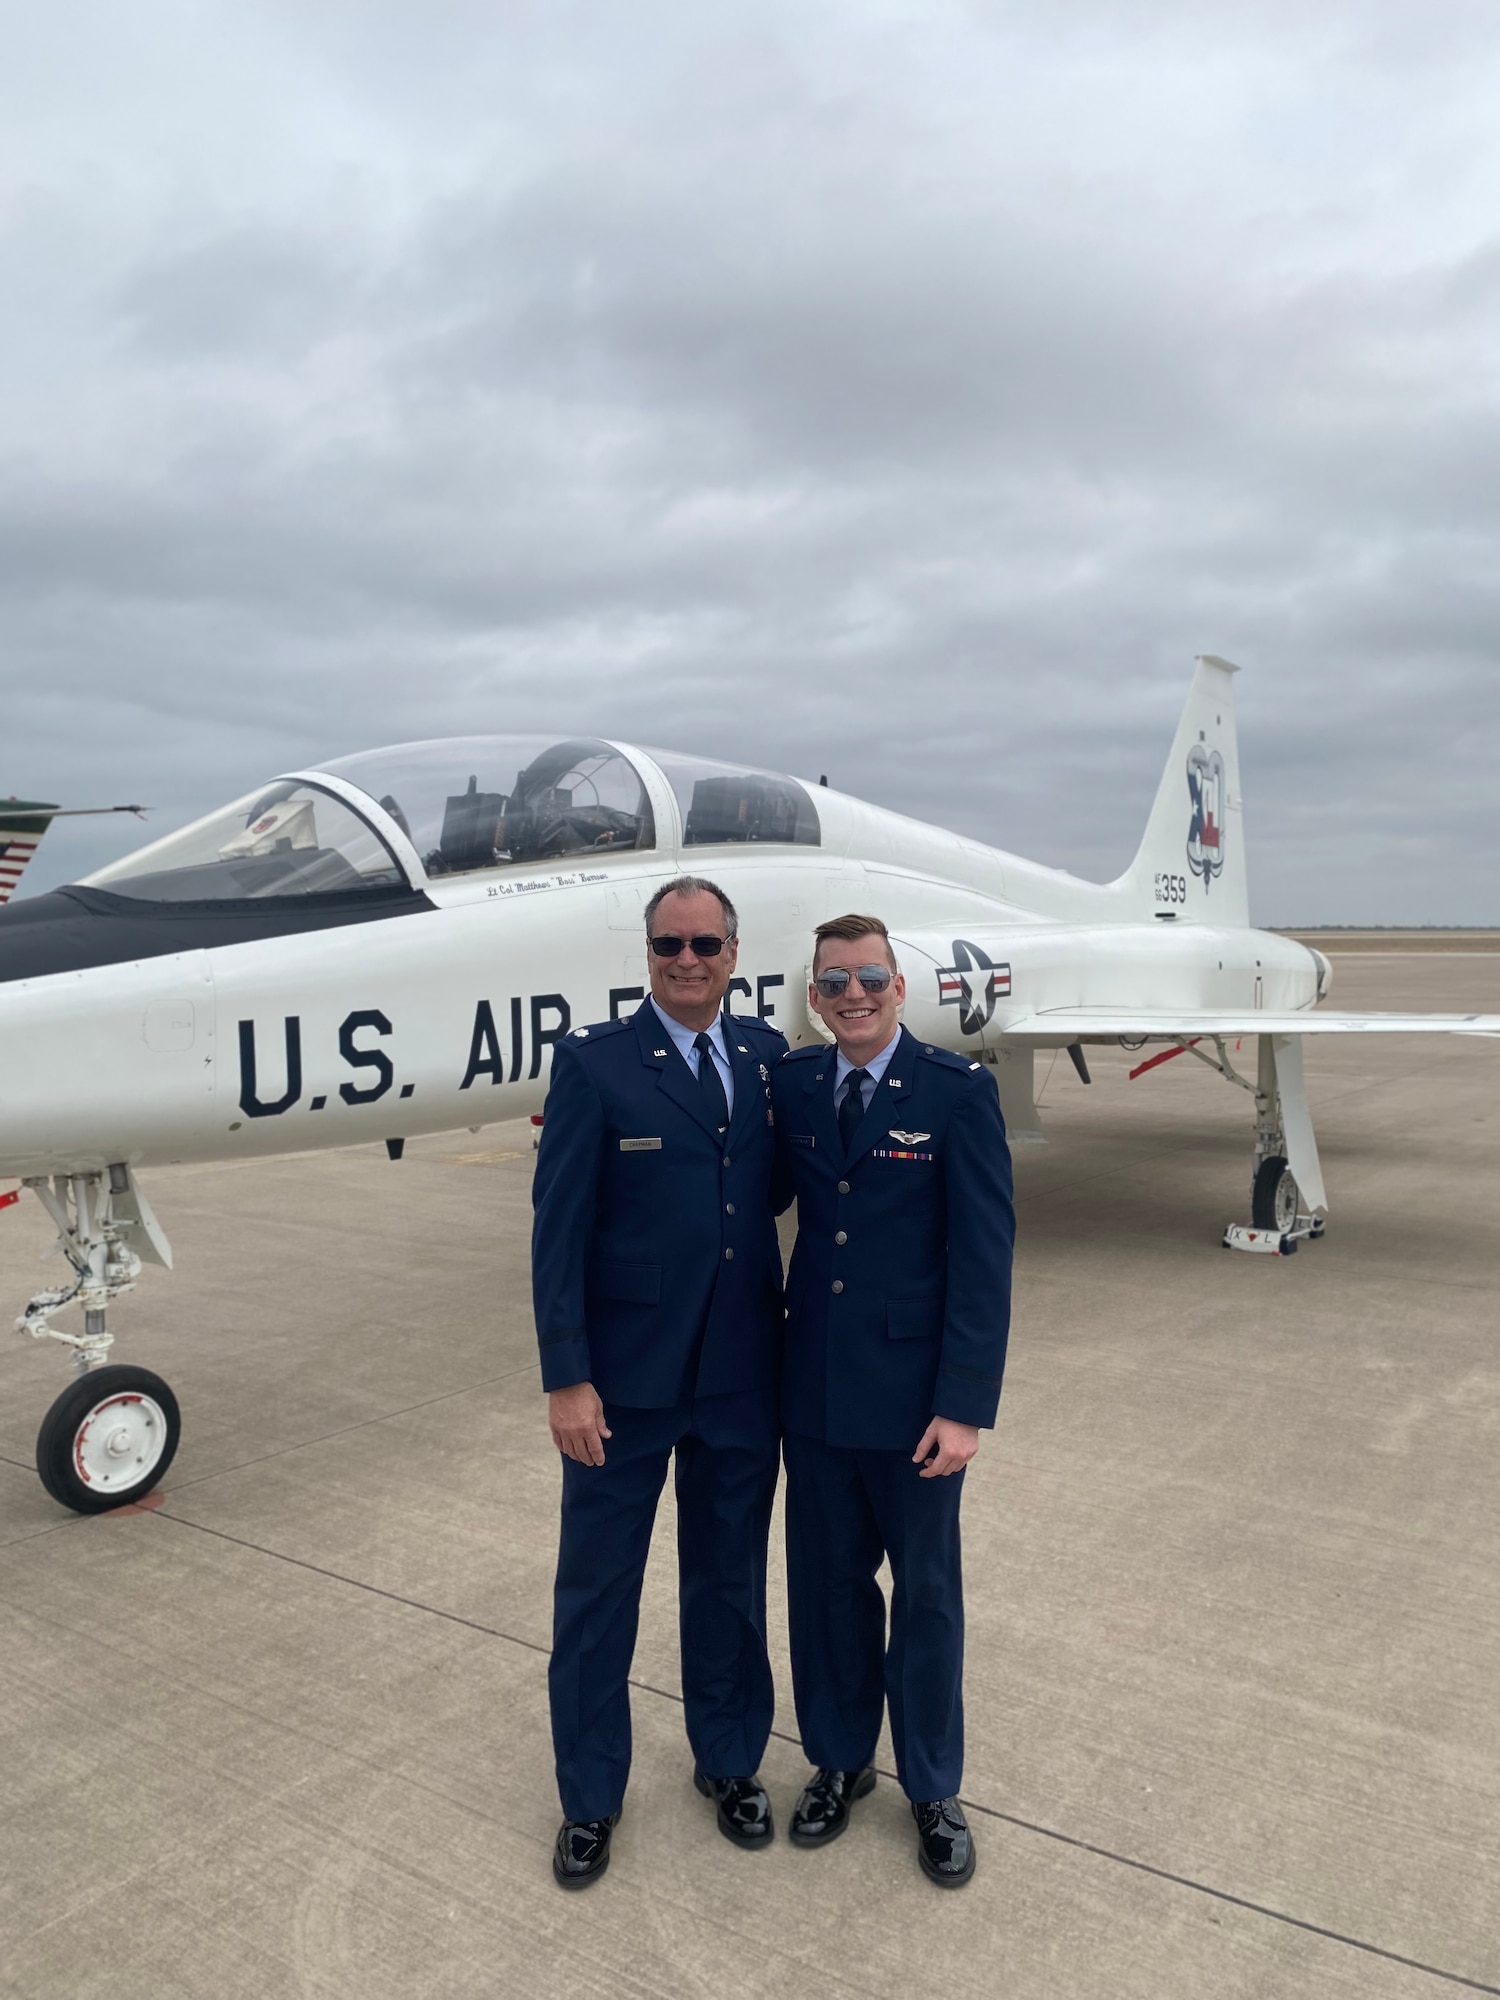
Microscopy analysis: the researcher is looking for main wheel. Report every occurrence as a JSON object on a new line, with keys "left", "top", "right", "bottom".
{"left": 1251, "top": 1155, "right": 1300, "bottom": 1233}
{"left": 36, "top": 1364, "right": 181, "bottom": 1514}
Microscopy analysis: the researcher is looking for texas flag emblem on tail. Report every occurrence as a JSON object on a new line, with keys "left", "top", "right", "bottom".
{"left": 1185, "top": 744, "right": 1227, "bottom": 889}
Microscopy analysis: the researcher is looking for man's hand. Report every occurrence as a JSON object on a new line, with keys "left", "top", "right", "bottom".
{"left": 913, "top": 1417, "right": 979, "bottom": 1478}
{"left": 550, "top": 1381, "right": 612, "bottom": 1466}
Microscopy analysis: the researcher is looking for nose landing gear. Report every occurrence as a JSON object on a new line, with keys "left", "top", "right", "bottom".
{"left": 12, "top": 1165, "right": 179, "bottom": 1513}
{"left": 35, "top": 1363, "right": 181, "bottom": 1512}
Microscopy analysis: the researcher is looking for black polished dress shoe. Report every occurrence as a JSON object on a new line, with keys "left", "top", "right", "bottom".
{"left": 693, "top": 1769, "right": 775, "bottom": 1848}
{"left": 552, "top": 1811, "right": 620, "bottom": 1889}
{"left": 790, "top": 1766, "right": 877, "bottom": 1846}
{"left": 912, "top": 1796, "right": 975, "bottom": 1887}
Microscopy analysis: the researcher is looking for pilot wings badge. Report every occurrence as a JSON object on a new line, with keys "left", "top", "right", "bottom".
{"left": 888, "top": 1129, "right": 931, "bottom": 1146}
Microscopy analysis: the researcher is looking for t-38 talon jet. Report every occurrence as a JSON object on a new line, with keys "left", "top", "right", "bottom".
{"left": 2, "top": 657, "right": 1495, "bottom": 1514}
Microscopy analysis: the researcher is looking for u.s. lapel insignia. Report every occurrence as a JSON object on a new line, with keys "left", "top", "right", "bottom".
{"left": 888, "top": 1129, "right": 931, "bottom": 1146}
{"left": 652, "top": 1048, "right": 668, "bottom": 1057}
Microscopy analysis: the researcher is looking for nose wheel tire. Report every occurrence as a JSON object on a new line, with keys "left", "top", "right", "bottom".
{"left": 36, "top": 1364, "right": 181, "bottom": 1515}
{"left": 1251, "top": 1155, "right": 1300, "bottom": 1234}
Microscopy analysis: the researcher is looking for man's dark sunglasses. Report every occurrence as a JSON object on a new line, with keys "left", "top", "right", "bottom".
{"left": 649, "top": 933, "right": 730, "bottom": 958}
{"left": 813, "top": 964, "right": 894, "bottom": 998}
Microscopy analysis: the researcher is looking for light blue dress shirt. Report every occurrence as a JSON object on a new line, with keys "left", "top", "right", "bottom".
{"left": 834, "top": 1029, "right": 901, "bottom": 1115}
{"left": 649, "top": 996, "right": 735, "bottom": 1116}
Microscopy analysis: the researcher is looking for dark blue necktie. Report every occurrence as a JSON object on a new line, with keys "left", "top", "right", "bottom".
{"left": 694, "top": 1032, "right": 729, "bottom": 1133}
{"left": 838, "top": 1068, "right": 870, "bottom": 1154}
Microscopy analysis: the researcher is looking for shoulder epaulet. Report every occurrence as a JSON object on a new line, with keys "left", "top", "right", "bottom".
{"left": 562, "top": 1016, "right": 633, "bottom": 1047}
{"left": 727, "top": 1014, "right": 786, "bottom": 1042}
{"left": 916, "top": 1041, "right": 985, "bottom": 1075}
{"left": 778, "top": 1042, "right": 827, "bottom": 1063}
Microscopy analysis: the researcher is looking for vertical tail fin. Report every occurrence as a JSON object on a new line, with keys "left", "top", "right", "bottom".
{"left": 0, "top": 801, "right": 55, "bottom": 905}
{"left": 1120, "top": 655, "right": 1249, "bottom": 927}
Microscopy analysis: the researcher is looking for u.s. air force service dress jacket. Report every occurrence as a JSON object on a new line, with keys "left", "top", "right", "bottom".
{"left": 531, "top": 1002, "right": 790, "bottom": 1408}
{"left": 771, "top": 1025, "right": 1015, "bottom": 1451}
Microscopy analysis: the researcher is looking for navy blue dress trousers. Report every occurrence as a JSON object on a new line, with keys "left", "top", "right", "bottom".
{"left": 771, "top": 1025, "right": 1014, "bottom": 1801}
{"left": 532, "top": 1001, "right": 788, "bottom": 1821}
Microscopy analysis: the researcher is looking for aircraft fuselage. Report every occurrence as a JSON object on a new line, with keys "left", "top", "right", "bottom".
{"left": 0, "top": 836, "right": 1318, "bottom": 1178}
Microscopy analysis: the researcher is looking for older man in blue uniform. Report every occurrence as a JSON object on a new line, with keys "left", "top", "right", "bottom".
{"left": 771, "top": 912, "right": 1014, "bottom": 1887}
{"left": 532, "top": 876, "right": 788, "bottom": 1888}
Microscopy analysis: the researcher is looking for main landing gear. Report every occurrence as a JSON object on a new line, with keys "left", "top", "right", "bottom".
{"left": 1127, "top": 1031, "right": 1328, "bottom": 1256}
{"left": 13, "top": 1165, "right": 180, "bottom": 1512}
{"left": 1221, "top": 1037, "right": 1326, "bottom": 1257}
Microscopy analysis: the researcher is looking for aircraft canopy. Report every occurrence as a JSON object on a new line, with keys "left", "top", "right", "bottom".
{"left": 82, "top": 781, "right": 407, "bottom": 904}
{"left": 78, "top": 733, "right": 823, "bottom": 905}
{"left": 323, "top": 736, "right": 655, "bottom": 875}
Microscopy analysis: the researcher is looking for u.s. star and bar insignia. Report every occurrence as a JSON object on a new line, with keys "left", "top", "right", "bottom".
{"left": 936, "top": 939, "right": 1011, "bottom": 1037}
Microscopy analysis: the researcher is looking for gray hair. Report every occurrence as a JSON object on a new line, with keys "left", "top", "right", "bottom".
{"left": 645, "top": 875, "right": 739, "bottom": 941}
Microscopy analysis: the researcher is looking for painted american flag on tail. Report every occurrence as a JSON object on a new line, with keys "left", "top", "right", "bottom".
{"left": 0, "top": 801, "right": 55, "bottom": 906}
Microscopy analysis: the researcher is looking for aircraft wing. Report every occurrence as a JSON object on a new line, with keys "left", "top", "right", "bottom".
{"left": 1001, "top": 1010, "right": 1500, "bottom": 1039}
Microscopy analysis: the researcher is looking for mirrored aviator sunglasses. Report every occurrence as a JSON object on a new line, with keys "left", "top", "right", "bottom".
{"left": 648, "top": 933, "right": 728, "bottom": 958}
{"left": 813, "top": 964, "right": 893, "bottom": 998}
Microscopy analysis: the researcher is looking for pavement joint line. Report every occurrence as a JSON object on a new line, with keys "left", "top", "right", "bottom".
{"left": 157, "top": 1359, "right": 544, "bottom": 1496}
{"left": 0, "top": 1514, "right": 87, "bottom": 1550}
{"left": 151, "top": 1507, "right": 555, "bottom": 1657}
{"left": 151, "top": 1510, "right": 1498, "bottom": 1997}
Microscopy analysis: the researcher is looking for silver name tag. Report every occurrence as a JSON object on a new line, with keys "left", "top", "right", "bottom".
{"left": 620, "top": 1137, "right": 663, "bottom": 1152}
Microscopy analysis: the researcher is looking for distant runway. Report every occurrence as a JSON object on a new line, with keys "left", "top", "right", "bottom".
{"left": 1, "top": 956, "right": 1495, "bottom": 1999}
{"left": 1277, "top": 929, "right": 1500, "bottom": 953}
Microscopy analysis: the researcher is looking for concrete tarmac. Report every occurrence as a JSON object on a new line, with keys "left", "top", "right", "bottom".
{"left": 1, "top": 956, "right": 1496, "bottom": 2000}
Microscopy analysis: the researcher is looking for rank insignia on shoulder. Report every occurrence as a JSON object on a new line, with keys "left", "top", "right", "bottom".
{"left": 888, "top": 1130, "right": 931, "bottom": 1146}
{"left": 969, "top": 1062, "right": 981, "bottom": 1070}
{"left": 573, "top": 1027, "right": 589, "bottom": 1038}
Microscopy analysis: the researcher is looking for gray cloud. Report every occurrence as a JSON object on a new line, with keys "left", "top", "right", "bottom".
{"left": 3, "top": 0, "right": 1496, "bottom": 922}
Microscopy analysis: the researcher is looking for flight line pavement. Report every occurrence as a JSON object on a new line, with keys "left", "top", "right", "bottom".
{"left": 0, "top": 955, "right": 1495, "bottom": 2000}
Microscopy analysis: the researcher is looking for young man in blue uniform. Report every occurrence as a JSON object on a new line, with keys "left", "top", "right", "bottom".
{"left": 771, "top": 913, "right": 1014, "bottom": 1886}
{"left": 532, "top": 877, "right": 789, "bottom": 1888}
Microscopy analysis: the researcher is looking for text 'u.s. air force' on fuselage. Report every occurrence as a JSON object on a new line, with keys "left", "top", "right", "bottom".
{"left": 235, "top": 970, "right": 787, "bottom": 1120}
{"left": 2, "top": 675, "right": 1497, "bottom": 1513}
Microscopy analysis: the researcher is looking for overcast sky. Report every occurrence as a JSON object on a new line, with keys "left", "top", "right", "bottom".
{"left": 3, "top": 0, "right": 1496, "bottom": 921}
